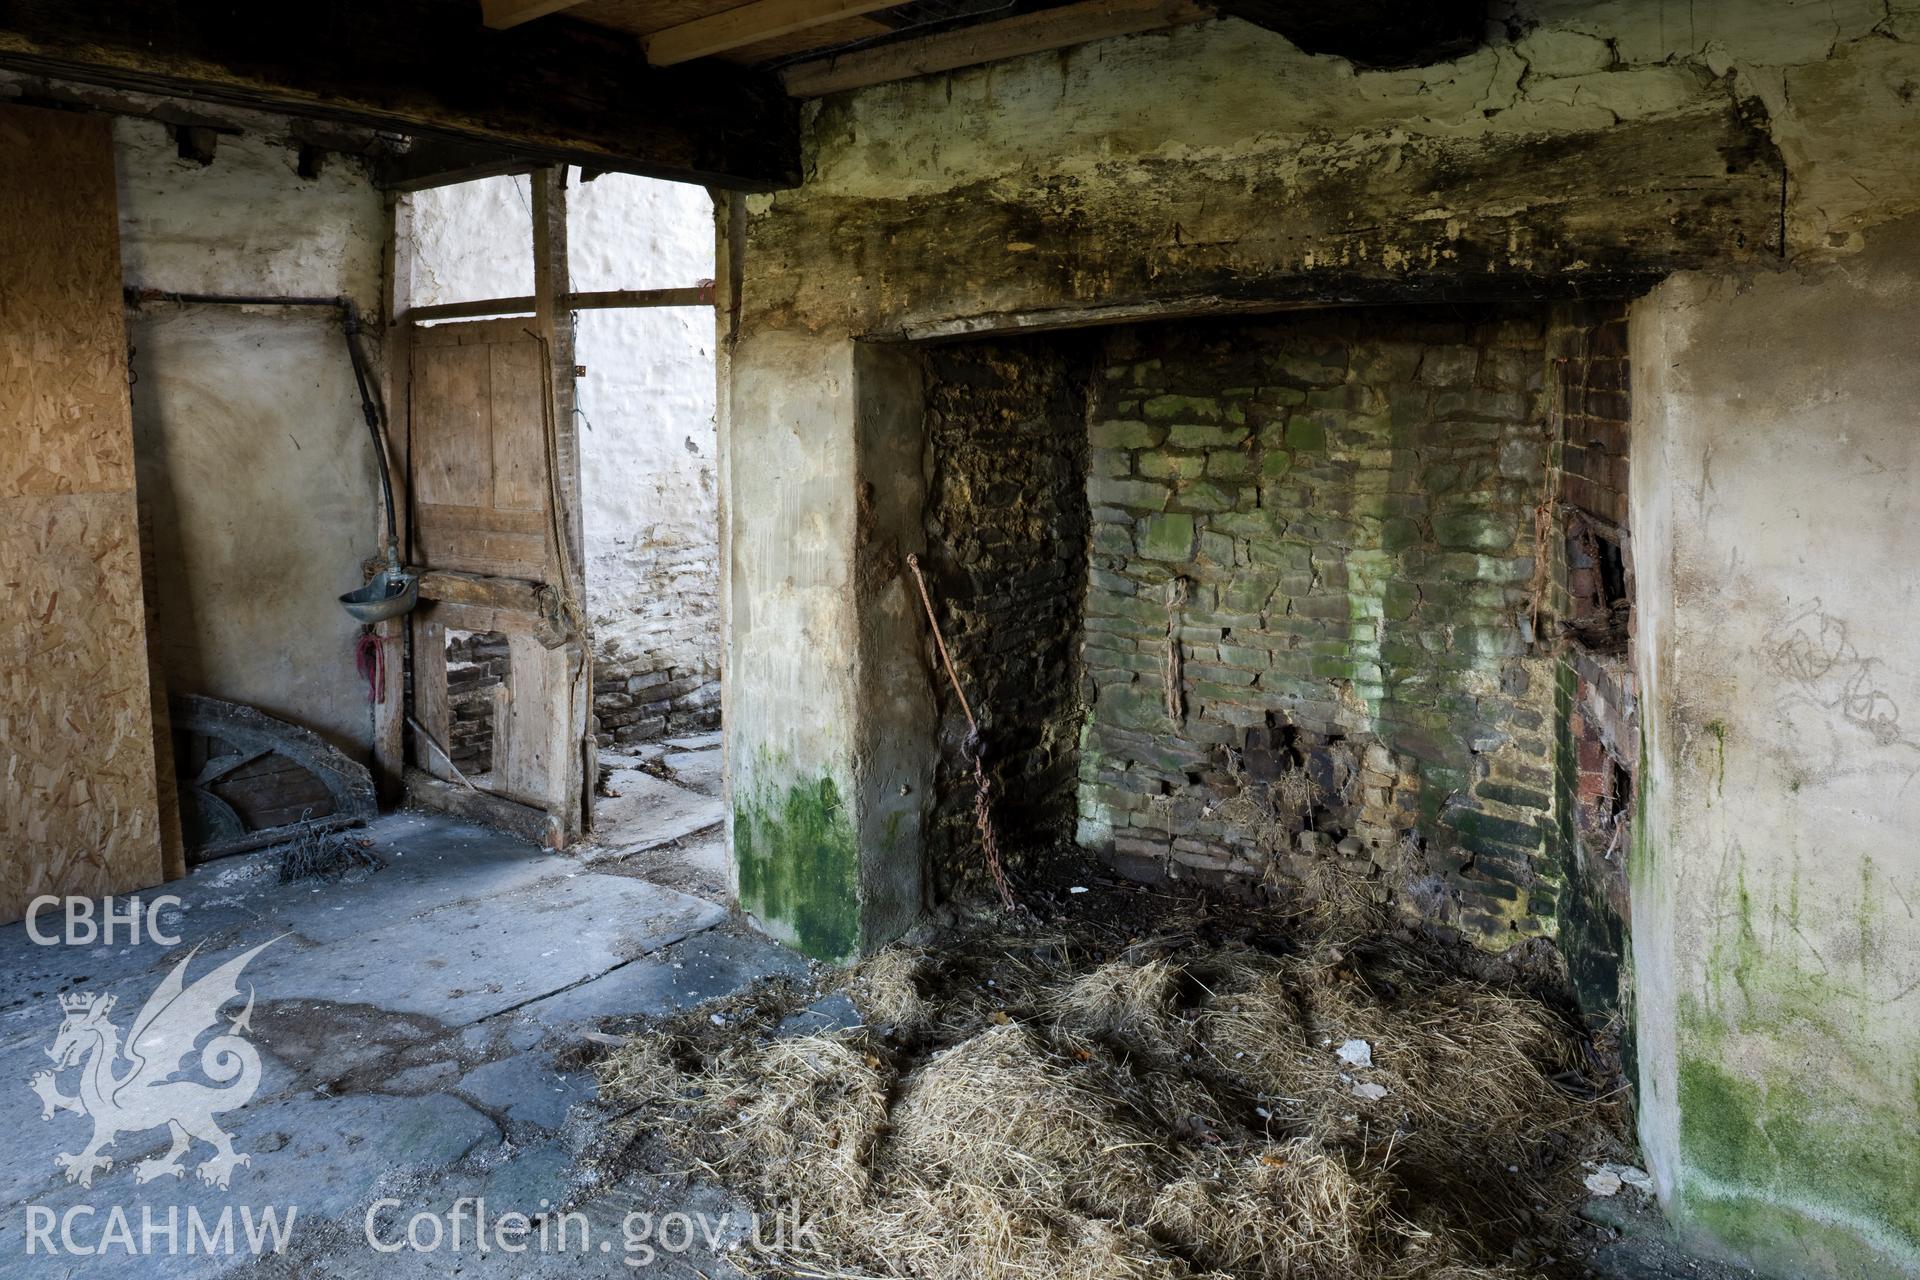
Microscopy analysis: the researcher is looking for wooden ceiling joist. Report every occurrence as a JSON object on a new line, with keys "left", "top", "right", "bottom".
{"left": 644, "top": 0, "right": 908, "bottom": 67}
{"left": 0, "top": 0, "right": 799, "bottom": 190}
{"left": 481, "top": 0, "right": 590, "bottom": 29}
{"left": 781, "top": 0, "right": 1212, "bottom": 96}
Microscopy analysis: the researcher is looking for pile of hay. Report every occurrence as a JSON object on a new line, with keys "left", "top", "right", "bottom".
{"left": 597, "top": 888, "right": 1624, "bottom": 1280}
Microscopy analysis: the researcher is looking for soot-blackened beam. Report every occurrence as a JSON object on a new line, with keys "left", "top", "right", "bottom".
{"left": 0, "top": 0, "right": 800, "bottom": 190}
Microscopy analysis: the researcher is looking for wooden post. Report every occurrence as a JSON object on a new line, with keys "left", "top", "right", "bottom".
{"left": 531, "top": 166, "right": 592, "bottom": 840}
{"left": 371, "top": 190, "right": 415, "bottom": 802}
{"left": 413, "top": 618, "right": 453, "bottom": 783}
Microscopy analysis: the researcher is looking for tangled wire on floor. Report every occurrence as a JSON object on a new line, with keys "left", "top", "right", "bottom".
{"left": 595, "top": 883, "right": 1629, "bottom": 1280}
{"left": 276, "top": 824, "right": 385, "bottom": 884}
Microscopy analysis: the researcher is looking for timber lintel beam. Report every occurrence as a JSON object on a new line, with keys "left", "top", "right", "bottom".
{"left": 376, "top": 138, "right": 541, "bottom": 192}
{"left": 0, "top": 0, "right": 800, "bottom": 190}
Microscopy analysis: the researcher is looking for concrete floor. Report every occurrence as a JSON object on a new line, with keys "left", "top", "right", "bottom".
{"left": 0, "top": 738, "right": 1751, "bottom": 1280}
{"left": 0, "top": 762, "right": 801, "bottom": 1278}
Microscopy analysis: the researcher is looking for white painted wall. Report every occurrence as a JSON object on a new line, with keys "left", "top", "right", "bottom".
{"left": 117, "top": 120, "right": 384, "bottom": 304}
{"left": 409, "top": 172, "right": 719, "bottom": 695}
{"left": 117, "top": 118, "right": 387, "bottom": 758}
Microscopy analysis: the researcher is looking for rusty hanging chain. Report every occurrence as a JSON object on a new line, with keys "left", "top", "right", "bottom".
{"left": 905, "top": 554, "right": 1016, "bottom": 912}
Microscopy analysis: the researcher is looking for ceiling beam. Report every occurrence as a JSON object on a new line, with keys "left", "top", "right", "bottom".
{"left": 375, "top": 138, "right": 539, "bottom": 191}
{"left": 645, "top": 0, "right": 908, "bottom": 67}
{"left": 0, "top": 0, "right": 799, "bottom": 190}
{"left": 480, "top": 0, "right": 590, "bottom": 29}
{"left": 0, "top": 68, "right": 410, "bottom": 158}
{"left": 782, "top": 0, "right": 1212, "bottom": 97}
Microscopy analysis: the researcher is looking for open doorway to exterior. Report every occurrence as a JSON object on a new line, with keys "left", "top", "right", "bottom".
{"left": 404, "top": 170, "right": 724, "bottom": 880}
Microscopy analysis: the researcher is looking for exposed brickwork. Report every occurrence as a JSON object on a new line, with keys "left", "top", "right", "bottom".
{"left": 1555, "top": 303, "right": 1631, "bottom": 530}
{"left": 1545, "top": 301, "right": 1638, "bottom": 1024}
{"left": 445, "top": 630, "right": 508, "bottom": 776}
{"left": 452, "top": 634, "right": 719, "bottom": 774}
{"left": 920, "top": 340, "right": 1091, "bottom": 900}
{"left": 1551, "top": 648, "right": 1637, "bottom": 1029}
{"left": 1075, "top": 308, "right": 1562, "bottom": 947}
{"left": 590, "top": 533, "right": 722, "bottom": 748}
{"left": 1564, "top": 645, "right": 1637, "bottom": 887}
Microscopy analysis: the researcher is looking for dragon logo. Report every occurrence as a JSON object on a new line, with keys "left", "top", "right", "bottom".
{"left": 28, "top": 939, "right": 276, "bottom": 1190}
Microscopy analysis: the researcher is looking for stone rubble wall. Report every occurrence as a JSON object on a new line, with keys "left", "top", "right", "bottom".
{"left": 1074, "top": 308, "right": 1562, "bottom": 945}
{"left": 918, "top": 340, "right": 1092, "bottom": 899}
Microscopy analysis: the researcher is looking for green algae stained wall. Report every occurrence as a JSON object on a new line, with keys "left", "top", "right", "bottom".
{"left": 1074, "top": 308, "right": 1564, "bottom": 946}
{"left": 734, "top": 770, "right": 860, "bottom": 963}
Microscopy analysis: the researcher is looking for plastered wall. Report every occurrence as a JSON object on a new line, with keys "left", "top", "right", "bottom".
{"left": 409, "top": 172, "right": 720, "bottom": 744}
{"left": 118, "top": 117, "right": 387, "bottom": 759}
{"left": 1631, "top": 220, "right": 1920, "bottom": 1278}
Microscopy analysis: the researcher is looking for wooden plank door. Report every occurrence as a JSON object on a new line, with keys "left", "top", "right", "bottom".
{"left": 0, "top": 104, "right": 170, "bottom": 922}
{"left": 404, "top": 303, "right": 585, "bottom": 845}
{"left": 409, "top": 318, "right": 555, "bottom": 581}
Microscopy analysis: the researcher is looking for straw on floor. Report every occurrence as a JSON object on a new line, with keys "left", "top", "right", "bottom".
{"left": 597, "top": 886, "right": 1624, "bottom": 1280}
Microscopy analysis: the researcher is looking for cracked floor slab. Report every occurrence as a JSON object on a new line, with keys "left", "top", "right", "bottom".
{"left": 0, "top": 809, "right": 803, "bottom": 1279}
{"left": 589, "top": 769, "right": 724, "bottom": 857}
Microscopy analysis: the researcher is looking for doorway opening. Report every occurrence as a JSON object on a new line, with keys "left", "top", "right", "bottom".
{"left": 404, "top": 169, "right": 723, "bottom": 858}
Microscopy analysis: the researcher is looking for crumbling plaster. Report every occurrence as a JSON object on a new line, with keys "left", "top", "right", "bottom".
{"left": 732, "top": 0, "right": 1920, "bottom": 339}
{"left": 719, "top": 0, "right": 1920, "bottom": 1272}
{"left": 118, "top": 117, "right": 386, "bottom": 759}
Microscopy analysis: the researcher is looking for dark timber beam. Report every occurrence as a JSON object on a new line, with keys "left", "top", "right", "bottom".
{"left": 375, "top": 139, "right": 541, "bottom": 192}
{"left": 0, "top": 0, "right": 800, "bottom": 190}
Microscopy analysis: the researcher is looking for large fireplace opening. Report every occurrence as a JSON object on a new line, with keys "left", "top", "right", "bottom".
{"left": 913, "top": 303, "right": 1632, "bottom": 1012}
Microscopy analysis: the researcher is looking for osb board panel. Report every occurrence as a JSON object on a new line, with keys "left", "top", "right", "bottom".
{"left": 409, "top": 319, "right": 554, "bottom": 581}
{"left": 0, "top": 492, "right": 166, "bottom": 921}
{"left": 0, "top": 103, "right": 165, "bottom": 925}
{"left": 0, "top": 106, "right": 136, "bottom": 499}
{"left": 137, "top": 500, "right": 187, "bottom": 881}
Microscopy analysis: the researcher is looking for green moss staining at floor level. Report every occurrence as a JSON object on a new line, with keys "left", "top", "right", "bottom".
{"left": 1675, "top": 1033, "right": 1920, "bottom": 1278}
{"left": 734, "top": 773, "right": 860, "bottom": 963}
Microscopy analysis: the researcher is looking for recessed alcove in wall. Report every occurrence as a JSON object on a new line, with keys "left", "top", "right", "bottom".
{"left": 893, "top": 301, "right": 1635, "bottom": 1020}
